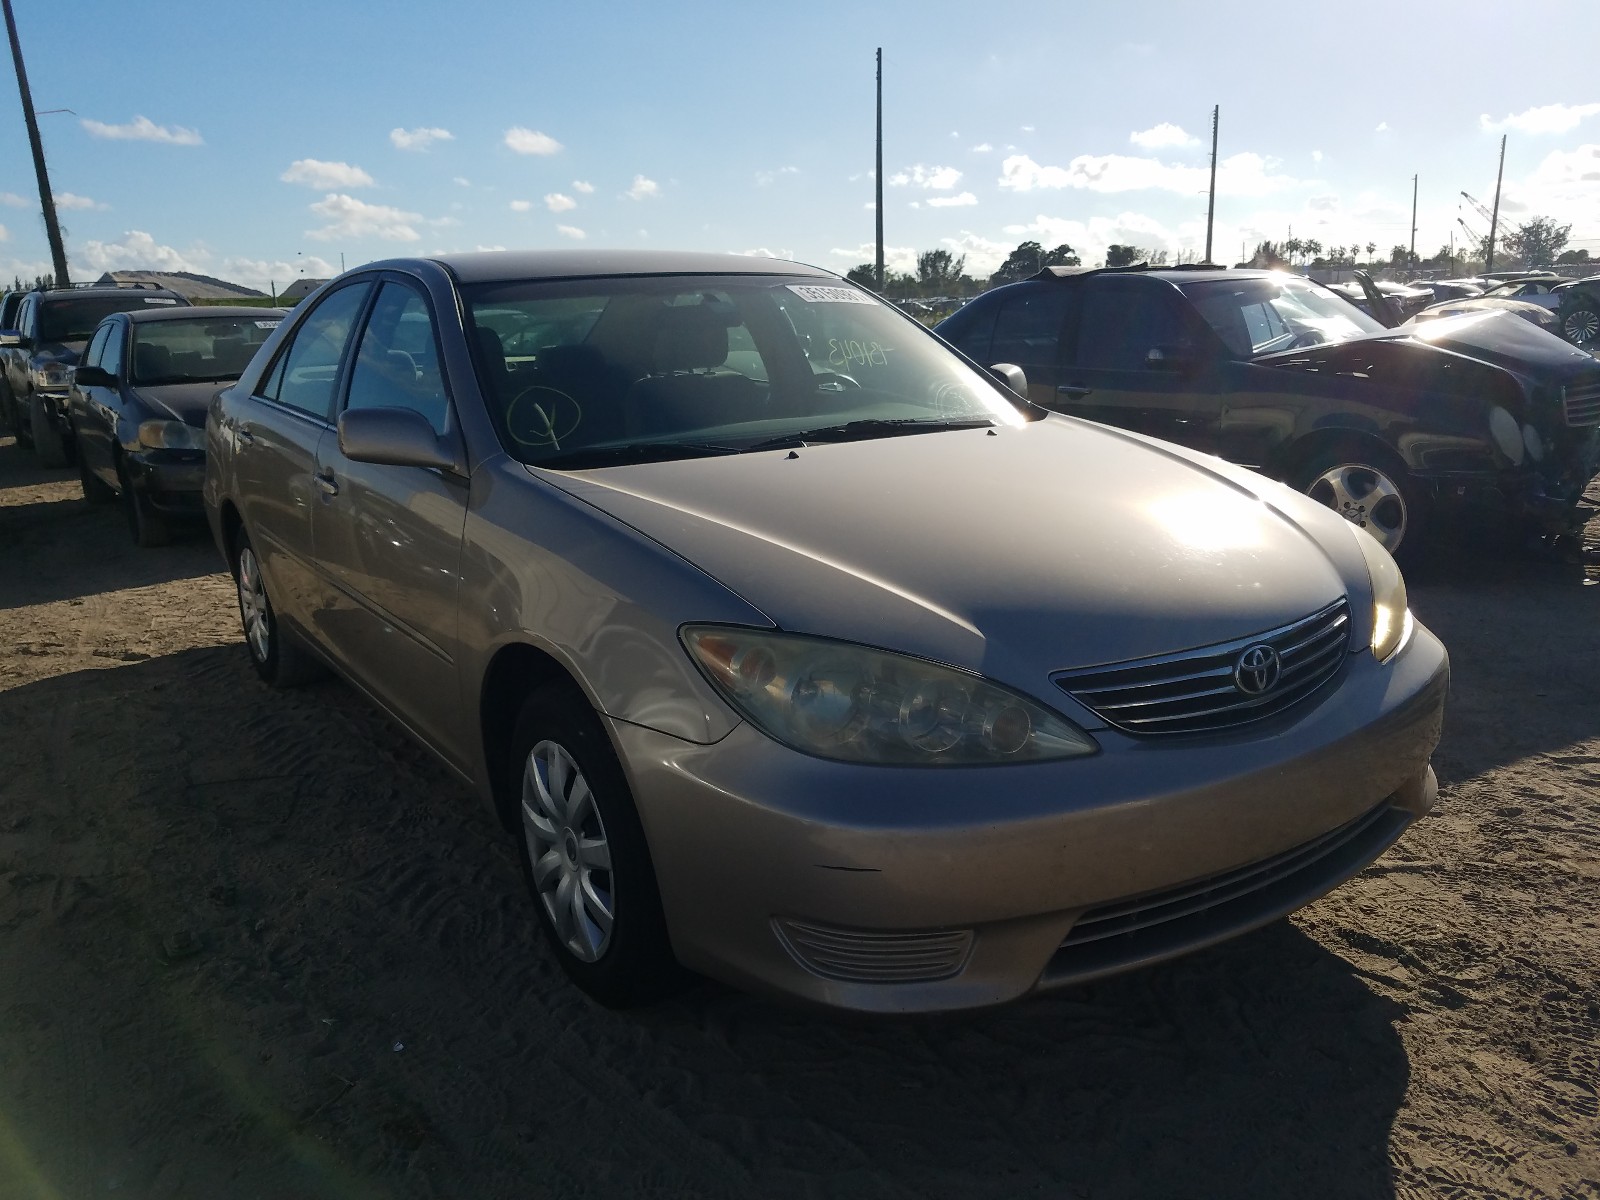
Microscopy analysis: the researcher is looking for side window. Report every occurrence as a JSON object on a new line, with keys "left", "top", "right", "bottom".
{"left": 343, "top": 283, "right": 450, "bottom": 433}
{"left": 102, "top": 322, "right": 125, "bottom": 377}
{"left": 937, "top": 299, "right": 998, "bottom": 362}
{"left": 83, "top": 324, "right": 111, "bottom": 371}
{"left": 17, "top": 294, "right": 37, "bottom": 336}
{"left": 990, "top": 285, "right": 1073, "bottom": 368}
{"left": 265, "top": 283, "right": 372, "bottom": 420}
{"left": 1075, "top": 280, "right": 1189, "bottom": 371}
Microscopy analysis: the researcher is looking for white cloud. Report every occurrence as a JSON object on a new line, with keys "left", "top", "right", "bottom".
{"left": 998, "top": 151, "right": 1297, "bottom": 198}
{"left": 755, "top": 166, "right": 800, "bottom": 186}
{"left": 74, "top": 229, "right": 203, "bottom": 273}
{"left": 0, "top": 192, "right": 24, "bottom": 207}
{"left": 221, "top": 255, "right": 338, "bottom": 291}
{"left": 476, "top": 244, "right": 507, "bottom": 252}
{"left": 1312, "top": 149, "right": 1323, "bottom": 163}
{"left": 1130, "top": 122, "right": 1198, "bottom": 150}
{"left": 56, "top": 192, "right": 107, "bottom": 211}
{"left": 970, "top": 143, "right": 993, "bottom": 153}
{"left": 390, "top": 126, "right": 454, "bottom": 151}
{"left": 426, "top": 215, "right": 460, "bottom": 227}
{"left": 572, "top": 180, "right": 594, "bottom": 193}
{"left": 1480, "top": 102, "right": 1600, "bottom": 135}
{"left": 80, "top": 115, "right": 202, "bottom": 145}
{"left": 1002, "top": 211, "right": 1194, "bottom": 269}
{"left": 504, "top": 127, "right": 563, "bottom": 155}
{"left": 545, "top": 192, "right": 576, "bottom": 212}
{"left": 509, "top": 199, "right": 533, "bottom": 212}
{"left": 738, "top": 247, "right": 793, "bottom": 259}
{"left": 926, "top": 191, "right": 978, "bottom": 208}
{"left": 888, "top": 164, "right": 962, "bottom": 189}
{"left": 556, "top": 225, "right": 586, "bottom": 240}
{"left": 1498, "top": 143, "right": 1600, "bottom": 233}
{"left": 1021, "top": 125, "right": 1035, "bottom": 133}
{"left": 828, "top": 242, "right": 916, "bottom": 274}
{"left": 306, "top": 193, "right": 421, "bottom": 242}
{"left": 453, "top": 176, "right": 470, "bottom": 187}
{"left": 1375, "top": 121, "right": 1390, "bottom": 133}
{"left": 281, "top": 159, "right": 375, "bottom": 189}
{"left": 626, "top": 174, "right": 659, "bottom": 200}
{"left": 938, "top": 231, "right": 1013, "bottom": 276}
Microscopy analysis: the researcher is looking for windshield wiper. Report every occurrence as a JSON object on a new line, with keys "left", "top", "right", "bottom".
{"left": 533, "top": 440, "right": 746, "bottom": 470}
{"left": 744, "top": 417, "right": 996, "bottom": 452}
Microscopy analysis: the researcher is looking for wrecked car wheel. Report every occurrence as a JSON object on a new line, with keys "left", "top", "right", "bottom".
{"left": 1561, "top": 298, "right": 1599, "bottom": 348}
{"left": 1297, "top": 447, "right": 1424, "bottom": 560}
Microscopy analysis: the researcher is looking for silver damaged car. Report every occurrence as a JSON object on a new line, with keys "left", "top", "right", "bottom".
{"left": 204, "top": 251, "right": 1448, "bottom": 1013}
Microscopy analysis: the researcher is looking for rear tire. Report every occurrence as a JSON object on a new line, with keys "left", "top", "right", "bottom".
{"left": 232, "top": 526, "right": 326, "bottom": 687}
{"left": 508, "top": 684, "right": 685, "bottom": 1008}
{"left": 1294, "top": 441, "right": 1427, "bottom": 564}
{"left": 30, "top": 398, "right": 68, "bottom": 467}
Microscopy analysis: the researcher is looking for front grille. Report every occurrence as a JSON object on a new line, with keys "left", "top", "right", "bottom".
{"left": 1040, "top": 803, "right": 1412, "bottom": 989}
{"left": 1053, "top": 599, "right": 1351, "bottom": 736}
{"left": 1563, "top": 377, "right": 1600, "bottom": 427}
{"left": 774, "top": 919, "right": 973, "bottom": 984}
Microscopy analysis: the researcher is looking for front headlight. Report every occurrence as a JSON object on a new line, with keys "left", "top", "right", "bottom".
{"left": 682, "top": 626, "right": 1098, "bottom": 765}
{"left": 1350, "top": 525, "right": 1411, "bottom": 662}
{"left": 31, "top": 362, "right": 70, "bottom": 391}
{"left": 138, "top": 419, "right": 205, "bottom": 450}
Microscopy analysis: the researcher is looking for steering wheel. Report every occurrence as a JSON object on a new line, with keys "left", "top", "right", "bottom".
{"left": 816, "top": 372, "right": 863, "bottom": 392}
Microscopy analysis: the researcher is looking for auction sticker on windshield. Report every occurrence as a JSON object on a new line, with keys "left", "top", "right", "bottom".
{"left": 143, "top": 297, "right": 180, "bottom": 305}
{"left": 786, "top": 284, "right": 877, "bottom": 305}
{"left": 255, "top": 321, "right": 281, "bottom": 329}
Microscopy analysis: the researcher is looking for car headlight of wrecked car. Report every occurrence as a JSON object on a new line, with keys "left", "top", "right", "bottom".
{"left": 1350, "top": 525, "right": 1412, "bottom": 662}
{"left": 683, "top": 626, "right": 1099, "bottom": 765}
{"left": 138, "top": 419, "right": 206, "bottom": 450}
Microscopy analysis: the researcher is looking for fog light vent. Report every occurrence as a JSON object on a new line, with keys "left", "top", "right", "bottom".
{"left": 774, "top": 919, "right": 973, "bottom": 983}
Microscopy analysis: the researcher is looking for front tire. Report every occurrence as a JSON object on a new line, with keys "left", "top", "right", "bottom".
{"left": 1560, "top": 296, "right": 1599, "bottom": 349}
{"left": 117, "top": 454, "right": 170, "bottom": 547}
{"left": 509, "top": 685, "right": 684, "bottom": 1008}
{"left": 78, "top": 445, "right": 116, "bottom": 504}
{"left": 1295, "top": 442, "right": 1426, "bottom": 562}
{"left": 232, "top": 526, "right": 326, "bottom": 687}
{"left": 30, "top": 398, "right": 68, "bottom": 467}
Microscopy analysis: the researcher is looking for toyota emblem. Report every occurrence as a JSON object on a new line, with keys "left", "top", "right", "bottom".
{"left": 1233, "top": 644, "right": 1282, "bottom": 695}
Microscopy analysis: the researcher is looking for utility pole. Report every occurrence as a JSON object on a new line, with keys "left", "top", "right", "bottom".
{"left": 3, "top": 0, "right": 69, "bottom": 287}
{"left": 1485, "top": 134, "right": 1506, "bottom": 273}
{"left": 1204, "top": 105, "right": 1218, "bottom": 264}
{"left": 1409, "top": 174, "right": 1418, "bottom": 266}
{"left": 874, "top": 48, "right": 884, "bottom": 291}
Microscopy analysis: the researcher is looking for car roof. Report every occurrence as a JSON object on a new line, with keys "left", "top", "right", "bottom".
{"left": 1032, "top": 264, "right": 1242, "bottom": 285}
{"left": 365, "top": 249, "right": 837, "bottom": 285}
{"left": 120, "top": 306, "right": 288, "bottom": 323}
{"left": 37, "top": 286, "right": 187, "bottom": 302}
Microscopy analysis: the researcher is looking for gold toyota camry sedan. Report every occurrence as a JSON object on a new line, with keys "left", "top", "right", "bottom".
{"left": 204, "top": 251, "right": 1447, "bottom": 1013}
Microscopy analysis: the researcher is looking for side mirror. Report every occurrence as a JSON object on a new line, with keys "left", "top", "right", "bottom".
{"left": 987, "top": 362, "right": 1028, "bottom": 397}
{"left": 1145, "top": 345, "right": 1194, "bottom": 371}
{"left": 73, "top": 365, "right": 115, "bottom": 388}
{"left": 0, "top": 330, "right": 25, "bottom": 349}
{"left": 337, "top": 407, "right": 462, "bottom": 472}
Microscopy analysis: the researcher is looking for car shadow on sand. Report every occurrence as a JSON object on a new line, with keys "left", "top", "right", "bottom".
{"left": 0, "top": 646, "right": 1410, "bottom": 1199}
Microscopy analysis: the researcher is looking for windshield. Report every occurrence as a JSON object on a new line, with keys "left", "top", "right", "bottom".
{"left": 39, "top": 295, "right": 185, "bottom": 343}
{"left": 1180, "top": 275, "right": 1386, "bottom": 358}
{"left": 463, "top": 275, "right": 1026, "bottom": 468}
{"left": 130, "top": 314, "right": 284, "bottom": 385}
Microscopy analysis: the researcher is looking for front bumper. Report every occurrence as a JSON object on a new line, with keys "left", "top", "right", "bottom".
{"left": 611, "top": 621, "right": 1449, "bottom": 1014}
{"left": 124, "top": 449, "right": 207, "bottom": 515}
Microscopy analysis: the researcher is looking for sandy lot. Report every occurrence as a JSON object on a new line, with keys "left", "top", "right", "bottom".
{"left": 0, "top": 433, "right": 1597, "bottom": 1200}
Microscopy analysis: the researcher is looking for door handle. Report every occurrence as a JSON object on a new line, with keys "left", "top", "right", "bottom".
{"left": 236, "top": 424, "right": 255, "bottom": 445}
{"left": 1056, "top": 384, "right": 1093, "bottom": 398}
{"left": 315, "top": 468, "right": 339, "bottom": 497}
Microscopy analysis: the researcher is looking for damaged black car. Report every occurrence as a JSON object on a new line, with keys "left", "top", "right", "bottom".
{"left": 935, "top": 265, "right": 1600, "bottom": 560}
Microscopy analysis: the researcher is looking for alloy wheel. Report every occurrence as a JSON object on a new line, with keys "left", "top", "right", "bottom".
{"left": 1308, "top": 463, "right": 1407, "bottom": 554}
{"left": 522, "top": 739, "right": 615, "bottom": 962}
{"left": 236, "top": 546, "right": 271, "bottom": 664}
{"left": 1562, "top": 304, "right": 1599, "bottom": 348}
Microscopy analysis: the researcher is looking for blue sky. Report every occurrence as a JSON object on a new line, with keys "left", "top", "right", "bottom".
{"left": 2, "top": 0, "right": 1596, "bottom": 291}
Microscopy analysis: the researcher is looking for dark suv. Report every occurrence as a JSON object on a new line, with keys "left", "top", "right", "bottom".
{"left": 0, "top": 283, "right": 190, "bottom": 466}
{"left": 1556, "top": 277, "right": 1600, "bottom": 350}
{"left": 936, "top": 265, "right": 1600, "bottom": 558}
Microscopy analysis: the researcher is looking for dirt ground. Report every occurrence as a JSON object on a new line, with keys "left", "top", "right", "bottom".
{"left": 0, "top": 433, "right": 1597, "bottom": 1200}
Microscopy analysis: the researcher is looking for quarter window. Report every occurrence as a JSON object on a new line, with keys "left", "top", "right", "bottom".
{"left": 344, "top": 283, "right": 450, "bottom": 433}
{"left": 1075, "top": 280, "right": 1189, "bottom": 370}
{"left": 262, "top": 283, "right": 372, "bottom": 420}
{"left": 990, "top": 285, "right": 1073, "bottom": 368}
{"left": 102, "top": 322, "right": 125, "bottom": 377}
{"left": 83, "top": 324, "right": 111, "bottom": 372}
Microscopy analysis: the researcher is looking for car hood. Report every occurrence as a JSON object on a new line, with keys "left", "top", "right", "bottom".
{"left": 538, "top": 418, "right": 1365, "bottom": 699}
{"left": 133, "top": 381, "right": 229, "bottom": 426}
{"left": 1259, "top": 308, "right": 1591, "bottom": 377}
{"left": 1409, "top": 296, "right": 1556, "bottom": 329}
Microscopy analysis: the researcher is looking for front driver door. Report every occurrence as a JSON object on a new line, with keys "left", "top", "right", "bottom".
{"left": 985, "top": 281, "right": 1077, "bottom": 408}
{"left": 310, "top": 278, "right": 471, "bottom": 768}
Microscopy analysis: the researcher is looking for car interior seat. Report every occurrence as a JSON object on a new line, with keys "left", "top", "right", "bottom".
{"left": 622, "top": 304, "right": 764, "bottom": 437}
